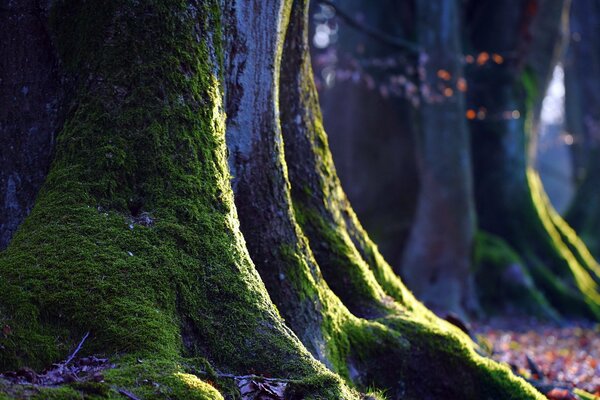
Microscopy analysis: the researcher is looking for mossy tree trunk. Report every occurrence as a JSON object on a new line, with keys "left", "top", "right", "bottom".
{"left": 564, "top": 0, "right": 600, "bottom": 258}
{"left": 466, "top": 0, "right": 600, "bottom": 319}
{"left": 0, "top": 1, "right": 351, "bottom": 398}
{"left": 1, "top": 1, "right": 545, "bottom": 399}
{"left": 400, "top": 0, "right": 478, "bottom": 318}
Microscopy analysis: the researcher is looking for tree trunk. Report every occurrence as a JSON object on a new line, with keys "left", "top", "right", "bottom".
{"left": 564, "top": 0, "right": 600, "bottom": 258}
{"left": 0, "top": 1, "right": 350, "bottom": 398}
{"left": 0, "top": 1, "right": 64, "bottom": 250}
{"left": 277, "top": 1, "right": 542, "bottom": 398}
{"left": 466, "top": 0, "right": 600, "bottom": 319}
{"left": 0, "top": 1, "right": 545, "bottom": 399}
{"left": 400, "top": 0, "right": 478, "bottom": 318}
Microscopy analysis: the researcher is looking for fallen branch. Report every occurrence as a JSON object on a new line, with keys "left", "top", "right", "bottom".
{"left": 118, "top": 388, "right": 142, "bottom": 400}
{"left": 64, "top": 332, "right": 90, "bottom": 366}
{"left": 193, "top": 369, "right": 293, "bottom": 383}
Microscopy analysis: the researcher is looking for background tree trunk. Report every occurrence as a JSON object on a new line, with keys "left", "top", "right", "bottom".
{"left": 400, "top": 0, "right": 478, "bottom": 318}
{"left": 0, "top": 1, "right": 64, "bottom": 250}
{"left": 466, "top": 0, "right": 600, "bottom": 318}
{"left": 313, "top": 0, "right": 420, "bottom": 267}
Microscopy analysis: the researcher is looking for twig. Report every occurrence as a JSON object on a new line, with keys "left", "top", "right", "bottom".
{"left": 64, "top": 332, "right": 90, "bottom": 366}
{"left": 118, "top": 388, "right": 142, "bottom": 400}
{"left": 193, "top": 369, "right": 292, "bottom": 383}
{"left": 316, "top": 0, "right": 421, "bottom": 53}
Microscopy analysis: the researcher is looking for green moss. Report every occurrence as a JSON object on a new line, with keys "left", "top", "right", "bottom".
{"left": 528, "top": 170, "right": 600, "bottom": 318}
{"left": 0, "top": 1, "right": 356, "bottom": 398}
{"left": 293, "top": 203, "right": 394, "bottom": 317}
{"left": 104, "top": 358, "right": 225, "bottom": 399}
{"left": 473, "top": 231, "right": 557, "bottom": 318}
{"left": 0, "top": 358, "right": 226, "bottom": 399}
{"left": 380, "top": 316, "right": 545, "bottom": 400}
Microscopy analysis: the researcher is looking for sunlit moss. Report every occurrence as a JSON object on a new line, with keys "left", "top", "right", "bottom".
{"left": 528, "top": 169, "right": 600, "bottom": 317}
{"left": 0, "top": 1, "right": 356, "bottom": 398}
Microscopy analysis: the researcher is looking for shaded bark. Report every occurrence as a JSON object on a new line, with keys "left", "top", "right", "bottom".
{"left": 0, "top": 0, "right": 64, "bottom": 250}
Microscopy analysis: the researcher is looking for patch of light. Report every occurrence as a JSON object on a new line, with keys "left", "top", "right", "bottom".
{"left": 540, "top": 64, "right": 565, "bottom": 129}
{"left": 314, "top": 25, "right": 330, "bottom": 48}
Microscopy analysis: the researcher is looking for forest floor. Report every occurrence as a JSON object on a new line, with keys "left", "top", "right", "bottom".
{"left": 474, "top": 318, "right": 600, "bottom": 400}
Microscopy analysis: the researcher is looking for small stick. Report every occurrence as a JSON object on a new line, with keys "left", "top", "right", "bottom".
{"left": 64, "top": 332, "right": 90, "bottom": 366}
{"left": 195, "top": 370, "right": 292, "bottom": 383}
{"left": 118, "top": 388, "right": 142, "bottom": 400}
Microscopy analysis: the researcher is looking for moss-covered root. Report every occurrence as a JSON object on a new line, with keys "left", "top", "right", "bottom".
{"left": 473, "top": 231, "right": 559, "bottom": 318}
{"left": 528, "top": 169, "right": 600, "bottom": 318}
{"left": 0, "top": 1, "right": 357, "bottom": 398}
{"left": 279, "top": 0, "right": 432, "bottom": 322}
{"left": 376, "top": 316, "right": 545, "bottom": 400}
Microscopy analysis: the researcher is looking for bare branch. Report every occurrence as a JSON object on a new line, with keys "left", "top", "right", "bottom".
{"left": 316, "top": 0, "right": 420, "bottom": 53}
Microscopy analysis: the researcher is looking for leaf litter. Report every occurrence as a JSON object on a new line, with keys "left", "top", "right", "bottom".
{"left": 474, "top": 318, "right": 600, "bottom": 400}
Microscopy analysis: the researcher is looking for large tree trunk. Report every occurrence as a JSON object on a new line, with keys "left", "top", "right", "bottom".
{"left": 466, "top": 0, "right": 600, "bottom": 319}
{"left": 0, "top": 1, "right": 350, "bottom": 398}
{"left": 400, "top": 0, "right": 478, "bottom": 318}
{"left": 1, "top": 1, "right": 545, "bottom": 399}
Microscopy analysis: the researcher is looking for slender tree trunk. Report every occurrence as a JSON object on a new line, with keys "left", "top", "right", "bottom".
{"left": 313, "top": 0, "right": 420, "bottom": 268}
{"left": 467, "top": 0, "right": 600, "bottom": 319}
{"left": 401, "top": 0, "right": 478, "bottom": 318}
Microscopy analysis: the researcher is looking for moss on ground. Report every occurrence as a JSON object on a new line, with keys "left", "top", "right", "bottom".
{"left": 0, "top": 358, "right": 225, "bottom": 399}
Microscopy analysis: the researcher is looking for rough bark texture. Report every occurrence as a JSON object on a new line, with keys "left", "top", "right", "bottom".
{"left": 0, "top": 0, "right": 64, "bottom": 250}
{"left": 401, "top": 0, "right": 477, "bottom": 318}
{"left": 467, "top": 0, "right": 600, "bottom": 319}
{"left": 0, "top": 1, "right": 353, "bottom": 398}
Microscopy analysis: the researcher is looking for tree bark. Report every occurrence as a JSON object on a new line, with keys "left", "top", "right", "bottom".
{"left": 0, "top": 1, "right": 351, "bottom": 398}
{"left": 400, "top": 0, "right": 478, "bottom": 318}
{"left": 0, "top": 1, "right": 546, "bottom": 399}
{"left": 0, "top": 0, "right": 64, "bottom": 250}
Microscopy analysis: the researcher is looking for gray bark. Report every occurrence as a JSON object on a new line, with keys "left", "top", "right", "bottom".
{"left": 401, "top": 0, "right": 478, "bottom": 318}
{"left": 0, "top": 0, "right": 64, "bottom": 249}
